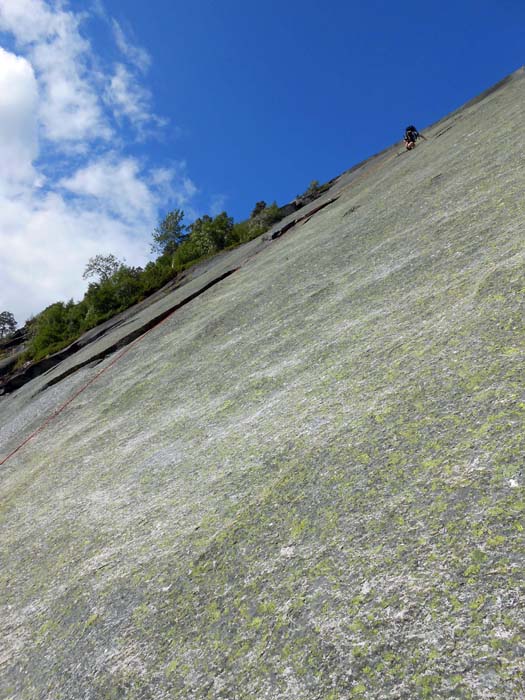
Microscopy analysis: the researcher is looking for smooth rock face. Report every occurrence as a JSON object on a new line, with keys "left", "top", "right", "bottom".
{"left": 1, "top": 70, "right": 524, "bottom": 699}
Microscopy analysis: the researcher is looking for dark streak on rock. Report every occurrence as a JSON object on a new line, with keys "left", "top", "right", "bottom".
{"left": 1, "top": 268, "right": 239, "bottom": 396}
{"left": 270, "top": 197, "right": 339, "bottom": 240}
{"left": 434, "top": 124, "right": 457, "bottom": 139}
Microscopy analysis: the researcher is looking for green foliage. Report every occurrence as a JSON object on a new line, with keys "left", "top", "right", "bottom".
{"left": 232, "top": 202, "right": 287, "bottom": 244}
{"left": 109, "top": 266, "right": 143, "bottom": 308}
{"left": 172, "top": 212, "right": 234, "bottom": 271}
{"left": 257, "top": 201, "right": 285, "bottom": 228}
{"left": 186, "top": 215, "right": 218, "bottom": 257}
{"left": 151, "top": 209, "right": 186, "bottom": 256}
{"left": 21, "top": 194, "right": 290, "bottom": 363}
{"left": 0, "top": 311, "right": 17, "bottom": 338}
{"left": 226, "top": 220, "right": 263, "bottom": 246}
{"left": 189, "top": 213, "right": 234, "bottom": 253}
{"left": 29, "top": 301, "right": 85, "bottom": 360}
{"left": 305, "top": 180, "right": 321, "bottom": 197}
{"left": 140, "top": 258, "right": 174, "bottom": 294}
{"left": 172, "top": 238, "right": 206, "bottom": 270}
{"left": 82, "top": 254, "right": 122, "bottom": 282}
{"left": 297, "top": 179, "right": 330, "bottom": 202}
{"left": 83, "top": 265, "right": 144, "bottom": 323}
{"left": 250, "top": 200, "right": 267, "bottom": 218}
{"left": 230, "top": 221, "right": 253, "bottom": 244}
{"left": 206, "top": 212, "right": 234, "bottom": 249}
{"left": 26, "top": 259, "right": 177, "bottom": 362}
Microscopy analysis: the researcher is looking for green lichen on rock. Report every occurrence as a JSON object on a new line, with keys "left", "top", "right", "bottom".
{"left": 1, "top": 70, "right": 524, "bottom": 698}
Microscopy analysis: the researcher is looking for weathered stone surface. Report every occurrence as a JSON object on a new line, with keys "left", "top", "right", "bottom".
{"left": 0, "top": 327, "right": 27, "bottom": 353}
{"left": 0, "top": 354, "right": 18, "bottom": 378}
{"left": 0, "top": 69, "right": 524, "bottom": 699}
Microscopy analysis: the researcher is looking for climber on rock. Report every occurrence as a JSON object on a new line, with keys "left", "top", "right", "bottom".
{"left": 404, "top": 124, "right": 425, "bottom": 150}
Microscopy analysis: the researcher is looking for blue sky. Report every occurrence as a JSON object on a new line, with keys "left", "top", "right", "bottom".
{"left": 100, "top": 0, "right": 525, "bottom": 218}
{"left": 1, "top": 0, "right": 524, "bottom": 322}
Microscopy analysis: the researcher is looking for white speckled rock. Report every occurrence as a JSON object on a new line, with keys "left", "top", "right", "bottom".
{"left": 1, "top": 69, "right": 524, "bottom": 699}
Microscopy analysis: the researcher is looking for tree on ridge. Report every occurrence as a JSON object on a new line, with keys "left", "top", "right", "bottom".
{"left": 0, "top": 311, "right": 17, "bottom": 338}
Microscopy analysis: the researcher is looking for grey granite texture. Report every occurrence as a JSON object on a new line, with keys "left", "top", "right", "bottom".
{"left": 0, "top": 68, "right": 524, "bottom": 699}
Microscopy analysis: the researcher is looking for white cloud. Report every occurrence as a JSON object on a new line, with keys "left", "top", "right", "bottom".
{"left": 0, "top": 2, "right": 197, "bottom": 324}
{"left": 0, "top": 47, "right": 39, "bottom": 189}
{"left": 60, "top": 156, "right": 159, "bottom": 222}
{"left": 0, "top": 150, "right": 197, "bottom": 322}
{"left": 0, "top": 0, "right": 56, "bottom": 44}
{"left": 150, "top": 163, "right": 198, "bottom": 207}
{"left": 0, "top": 0, "right": 111, "bottom": 146}
{"left": 105, "top": 63, "right": 156, "bottom": 132}
{"left": 0, "top": 0, "right": 164, "bottom": 140}
{"left": 0, "top": 188, "right": 150, "bottom": 323}
{"left": 33, "top": 38, "right": 111, "bottom": 145}
{"left": 112, "top": 19, "right": 151, "bottom": 73}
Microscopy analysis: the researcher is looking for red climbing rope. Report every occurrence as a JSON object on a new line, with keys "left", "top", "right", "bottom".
{"left": 1, "top": 192, "right": 341, "bottom": 467}
{"left": 1, "top": 269, "right": 240, "bottom": 466}
{"left": 1, "top": 322, "right": 156, "bottom": 466}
